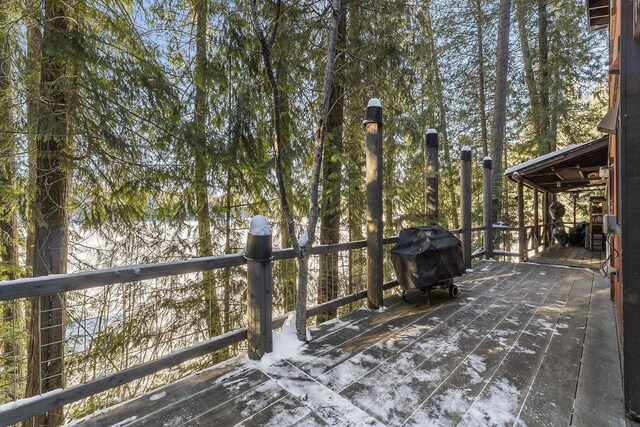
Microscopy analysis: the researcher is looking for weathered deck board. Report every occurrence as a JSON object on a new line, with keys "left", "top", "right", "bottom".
{"left": 529, "top": 244, "right": 605, "bottom": 271}
{"left": 77, "top": 258, "right": 634, "bottom": 427}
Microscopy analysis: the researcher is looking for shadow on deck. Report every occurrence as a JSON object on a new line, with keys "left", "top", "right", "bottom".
{"left": 78, "top": 260, "right": 637, "bottom": 427}
{"left": 528, "top": 244, "right": 606, "bottom": 271}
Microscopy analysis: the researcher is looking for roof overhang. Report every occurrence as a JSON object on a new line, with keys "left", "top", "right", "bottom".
{"left": 504, "top": 137, "right": 609, "bottom": 194}
{"left": 586, "top": 0, "right": 610, "bottom": 32}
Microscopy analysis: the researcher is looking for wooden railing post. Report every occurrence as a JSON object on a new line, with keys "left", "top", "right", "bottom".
{"left": 483, "top": 156, "right": 493, "bottom": 260}
{"left": 425, "top": 129, "right": 439, "bottom": 224}
{"left": 460, "top": 146, "right": 472, "bottom": 268}
{"left": 534, "top": 189, "right": 539, "bottom": 254}
{"left": 517, "top": 178, "right": 526, "bottom": 262}
{"left": 364, "top": 98, "right": 384, "bottom": 309}
{"left": 245, "top": 216, "right": 273, "bottom": 360}
{"left": 543, "top": 191, "right": 550, "bottom": 248}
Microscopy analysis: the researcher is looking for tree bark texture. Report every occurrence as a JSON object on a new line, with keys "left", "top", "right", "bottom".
{"left": 490, "top": 0, "right": 511, "bottom": 223}
{"left": 424, "top": 3, "right": 458, "bottom": 228}
{"left": 24, "top": 1, "right": 72, "bottom": 425}
{"left": 318, "top": 2, "right": 346, "bottom": 322}
{"left": 191, "top": 0, "right": 222, "bottom": 341}
{"left": 474, "top": 0, "right": 489, "bottom": 157}
{"left": 537, "top": 0, "right": 551, "bottom": 155}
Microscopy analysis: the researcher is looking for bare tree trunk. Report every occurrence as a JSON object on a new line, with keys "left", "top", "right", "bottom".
{"left": 516, "top": 0, "right": 538, "bottom": 123}
{"left": 192, "top": 0, "right": 221, "bottom": 340}
{"left": 25, "top": 0, "right": 42, "bottom": 275}
{"left": 425, "top": 3, "right": 458, "bottom": 228}
{"left": 473, "top": 0, "right": 489, "bottom": 157}
{"left": 251, "top": 0, "right": 342, "bottom": 341}
{"left": 296, "top": 0, "right": 342, "bottom": 340}
{"left": 318, "top": 2, "right": 346, "bottom": 323}
{"left": 1, "top": 3, "right": 22, "bottom": 403}
{"left": 537, "top": 0, "right": 551, "bottom": 155}
{"left": 490, "top": 0, "right": 512, "bottom": 223}
{"left": 24, "top": 1, "right": 72, "bottom": 424}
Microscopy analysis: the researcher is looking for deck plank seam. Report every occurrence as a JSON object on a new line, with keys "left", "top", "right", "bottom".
{"left": 316, "top": 266, "right": 533, "bottom": 382}
{"left": 327, "top": 265, "right": 543, "bottom": 391}
{"left": 256, "top": 360, "right": 385, "bottom": 426}
{"left": 568, "top": 272, "right": 596, "bottom": 426}
{"left": 398, "top": 301, "right": 523, "bottom": 426}
{"left": 455, "top": 269, "right": 573, "bottom": 426}
{"left": 511, "top": 268, "right": 588, "bottom": 425}
{"left": 335, "top": 263, "right": 557, "bottom": 393}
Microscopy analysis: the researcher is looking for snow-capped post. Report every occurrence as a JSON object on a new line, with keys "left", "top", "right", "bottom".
{"left": 245, "top": 215, "right": 273, "bottom": 360}
{"left": 460, "top": 146, "right": 472, "bottom": 268}
{"left": 425, "top": 129, "right": 439, "bottom": 224}
{"left": 483, "top": 156, "right": 493, "bottom": 260}
{"left": 364, "top": 98, "right": 384, "bottom": 310}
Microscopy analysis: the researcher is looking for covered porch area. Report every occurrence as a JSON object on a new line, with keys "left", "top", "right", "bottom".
{"left": 504, "top": 136, "right": 610, "bottom": 265}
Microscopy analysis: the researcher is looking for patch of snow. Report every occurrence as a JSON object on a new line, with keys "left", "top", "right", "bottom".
{"left": 426, "top": 128, "right": 437, "bottom": 134}
{"left": 298, "top": 232, "right": 309, "bottom": 246}
{"left": 466, "top": 268, "right": 474, "bottom": 273}
{"left": 149, "top": 391, "right": 166, "bottom": 401}
{"left": 462, "top": 145, "right": 472, "bottom": 152}
{"left": 110, "top": 416, "right": 137, "bottom": 427}
{"left": 464, "top": 378, "right": 520, "bottom": 426}
{"left": 249, "top": 215, "right": 271, "bottom": 236}
{"left": 484, "top": 156, "right": 492, "bottom": 161}
{"left": 360, "top": 305, "right": 386, "bottom": 313}
{"left": 368, "top": 98, "right": 381, "bottom": 107}
{"left": 162, "top": 416, "right": 184, "bottom": 427}
{"left": 258, "top": 313, "right": 309, "bottom": 368}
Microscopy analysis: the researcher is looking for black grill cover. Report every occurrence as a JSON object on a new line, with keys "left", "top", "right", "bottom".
{"left": 390, "top": 225, "right": 465, "bottom": 290}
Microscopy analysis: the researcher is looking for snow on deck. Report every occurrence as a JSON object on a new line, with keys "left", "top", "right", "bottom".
{"left": 77, "top": 260, "right": 632, "bottom": 427}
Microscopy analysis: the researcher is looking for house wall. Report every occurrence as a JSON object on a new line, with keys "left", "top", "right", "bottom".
{"left": 617, "top": 0, "right": 640, "bottom": 418}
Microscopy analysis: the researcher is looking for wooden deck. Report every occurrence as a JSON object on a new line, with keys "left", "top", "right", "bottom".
{"left": 528, "top": 244, "right": 606, "bottom": 271}
{"left": 77, "top": 260, "right": 637, "bottom": 427}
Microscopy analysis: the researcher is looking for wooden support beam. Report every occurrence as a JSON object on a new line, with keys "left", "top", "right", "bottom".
{"left": 425, "top": 129, "right": 439, "bottom": 224}
{"left": 534, "top": 189, "right": 539, "bottom": 254}
{"left": 483, "top": 156, "right": 493, "bottom": 260}
{"left": 543, "top": 192, "right": 550, "bottom": 248}
{"left": 460, "top": 146, "right": 472, "bottom": 268}
{"left": 364, "top": 99, "right": 384, "bottom": 310}
{"left": 518, "top": 180, "right": 526, "bottom": 262}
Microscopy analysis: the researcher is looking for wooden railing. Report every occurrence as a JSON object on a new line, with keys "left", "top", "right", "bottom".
{"left": 0, "top": 236, "right": 404, "bottom": 425}
{"left": 0, "top": 125, "right": 548, "bottom": 424}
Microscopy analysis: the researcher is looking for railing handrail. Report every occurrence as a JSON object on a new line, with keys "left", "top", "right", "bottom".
{"left": 0, "top": 238, "right": 403, "bottom": 301}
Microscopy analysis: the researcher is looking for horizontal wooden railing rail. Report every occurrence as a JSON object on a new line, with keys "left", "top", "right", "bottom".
{"left": 0, "top": 223, "right": 491, "bottom": 424}
{"left": 0, "top": 238, "right": 402, "bottom": 301}
{"left": 0, "top": 235, "right": 403, "bottom": 424}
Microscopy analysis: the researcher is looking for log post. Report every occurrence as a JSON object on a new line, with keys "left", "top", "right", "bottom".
{"left": 364, "top": 98, "right": 384, "bottom": 310}
{"left": 517, "top": 178, "right": 526, "bottom": 262}
{"left": 460, "top": 146, "right": 472, "bottom": 268}
{"left": 425, "top": 129, "right": 439, "bottom": 224}
{"left": 543, "top": 191, "right": 550, "bottom": 248}
{"left": 245, "top": 216, "right": 273, "bottom": 360}
{"left": 534, "top": 189, "right": 539, "bottom": 254}
{"left": 483, "top": 156, "right": 493, "bottom": 260}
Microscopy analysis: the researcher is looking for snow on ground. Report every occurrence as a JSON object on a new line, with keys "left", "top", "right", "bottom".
{"left": 258, "top": 313, "right": 310, "bottom": 369}
{"left": 148, "top": 391, "right": 166, "bottom": 401}
{"left": 462, "top": 378, "right": 521, "bottom": 426}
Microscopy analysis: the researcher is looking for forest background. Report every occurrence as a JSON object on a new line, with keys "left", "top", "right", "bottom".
{"left": 0, "top": 0, "right": 607, "bottom": 423}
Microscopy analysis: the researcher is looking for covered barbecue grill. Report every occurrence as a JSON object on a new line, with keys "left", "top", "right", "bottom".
{"left": 390, "top": 225, "right": 465, "bottom": 298}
